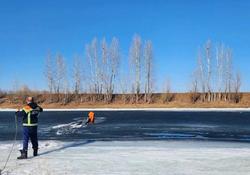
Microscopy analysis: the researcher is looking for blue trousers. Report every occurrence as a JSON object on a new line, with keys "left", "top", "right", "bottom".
{"left": 22, "top": 126, "right": 38, "bottom": 151}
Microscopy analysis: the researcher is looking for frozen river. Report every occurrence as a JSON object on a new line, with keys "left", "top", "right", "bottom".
{"left": 1, "top": 110, "right": 250, "bottom": 142}
{"left": 1, "top": 110, "right": 250, "bottom": 175}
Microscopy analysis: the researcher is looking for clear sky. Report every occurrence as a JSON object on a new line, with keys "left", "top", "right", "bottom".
{"left": 0, "top": 0, "right": 249, "bottom": 92}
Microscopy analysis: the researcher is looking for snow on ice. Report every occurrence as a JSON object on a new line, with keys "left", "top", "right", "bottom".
{"left": 1, "top": 140, "right": 250, "bottom": 175}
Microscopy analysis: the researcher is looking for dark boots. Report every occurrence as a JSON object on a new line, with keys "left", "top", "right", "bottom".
{"left": 17, "top": 149, "right": 38, "bottom": 159}
{"left": 33, "top": 148, "right": 38, "bottom": 157}
{"left": 17, "top": 150, "right": 27, "bottom": 159}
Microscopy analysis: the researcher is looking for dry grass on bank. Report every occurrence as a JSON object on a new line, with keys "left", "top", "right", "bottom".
{"left": 0, "top": 92, "right": 249, "bottom": 108}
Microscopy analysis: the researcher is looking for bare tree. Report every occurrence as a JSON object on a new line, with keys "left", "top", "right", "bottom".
{"left": 85, "top": 44, "right": 93, "bottom": 93}
{"left": 44, "top": 52, "right": 55, "bottom": 102}
{"left": 18, "top": 84, "right": 31, "bottom": 97}
{"left": 12, "top": 78, "right": 20, "bottom": 93}
{"left": 225, "top": 48, "right": 233, "bottom": 101}
{"left": 190, "top": 68, "right": 200, "bottom": 103}
{"left": 62, "top": 70, "right": 70, "bottom": 105}
{"left": 232, "top": 72, "right": 242, "bottom": 103}
{"left": 98, "top": 37, "right": 121, "bottom": 103}
{"left": 215, "top": 44, "right": 224, "bottom": 101}
{"left": 107, "top": 37, "right": 120, "bottom": 102}
{"left": 93, "top": 38, "right": 102, "bottom": 94}
{"left": 101, "top": 38, "right": 109, "bottom": 102}
{"left": 118, "top": 54, "right": 130, "bottom": 104}
{"left": 119, "top": 73, "right": 129, "bottom": 103}
{"left": 129, "top": 34, "right": 142, "bottom": 103}
{"left": 144, "top": 40, "right": 153, "bottom": 103}
{"left": 54, "top": 54, "right": 67, "bottom": 102}
{"left": 197, "top": 40, "right": 218, "bottom": 102}
{"left": 205, "top": 40, "right": 212, "bottom": 102}
{"left": 193, "top": 40, "right": 241, "bottom": 103}
{"left": 162, "top": 78, "right": 174, "bottom": 103}
{"left": 86, "top": 38, "right": 103, "bottom": 96}
{"left": 73, "top": 56, "right": 82, "bottom": 97}
{"left": 197, "top": 49, "right": 206, "bottom": 101}
{"left": 234, "top": 72, "right": 241, "bottom": 94}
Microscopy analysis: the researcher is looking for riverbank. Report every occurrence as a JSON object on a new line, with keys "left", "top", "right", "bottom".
{"left": 1, "top": 140, "right": 250, "bottom": 175}
{"left": 1, "top": 107, "right": 250, "bottom": 111}
{"left": 0, "top": 92, "right": 250, "bottom": 109}
{"left": 1, "top": 102, "right": 250, "bottom": 109}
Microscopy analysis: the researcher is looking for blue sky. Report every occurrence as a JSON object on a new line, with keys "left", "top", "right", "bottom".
{"left": 0, "top": 0, "right": 249, "bottom": 92}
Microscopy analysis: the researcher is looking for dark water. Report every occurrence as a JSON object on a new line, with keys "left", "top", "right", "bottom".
{"left": 1, "top": 111, "right": 250, "bottom": 142}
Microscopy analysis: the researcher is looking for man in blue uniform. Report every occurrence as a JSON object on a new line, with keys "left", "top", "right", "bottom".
{"left": 16, "top": 97, "right": 43, "bottom": 159}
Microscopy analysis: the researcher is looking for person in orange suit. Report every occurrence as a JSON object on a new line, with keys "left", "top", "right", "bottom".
{"left": 85, "top": 111, "right": 95, "bottom": 125}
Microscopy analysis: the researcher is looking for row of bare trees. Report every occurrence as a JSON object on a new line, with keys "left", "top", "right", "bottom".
{"left": 85, "top": 37, "right": 120, "bottom": 103}
{"left": 191, "top": 40, "right": 242, "bottom": 103}
{"left": 44, "top": 34, "right": 154, "bottom": 104}
{"left": 5, "top": 37, "right": 238, "bottom": 105}
{"left": 129, "top": 34, "right": 154, "bottom": 103}
{"left": 45, "top": 53, "right": 69, "bottom": 103}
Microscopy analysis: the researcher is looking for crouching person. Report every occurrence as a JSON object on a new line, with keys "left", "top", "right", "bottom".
{"left": 85, "top": 111, "right": 95, "bottom": 125}
{"left": 16, "top": 96, "right": 43, "bottom": 159}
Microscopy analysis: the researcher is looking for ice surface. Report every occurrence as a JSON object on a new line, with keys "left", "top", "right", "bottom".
{"left": 50, "top": 117, "right": 105, "bottom": 135}
{"left": 1, "top": 140, "right": 250, "bottom": 175}
{"left": 51, "top": 121, "right": 85, "bottom": 135}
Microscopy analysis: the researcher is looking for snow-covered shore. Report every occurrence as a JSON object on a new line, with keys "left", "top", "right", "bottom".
{"left": 1, "top": 140, "right": 250, "bottom": 175}
{"left": 0, "top": 108, "right": 250, "bottom": 112}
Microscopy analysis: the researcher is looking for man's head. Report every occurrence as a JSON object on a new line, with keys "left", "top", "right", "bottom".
{"left": 26, "top": 96, "right": 34, "bottom": 104}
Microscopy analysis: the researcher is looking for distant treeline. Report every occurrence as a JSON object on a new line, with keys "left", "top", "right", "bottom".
{"left": 2, "top": 36, "right": 242, "bottom": 105}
